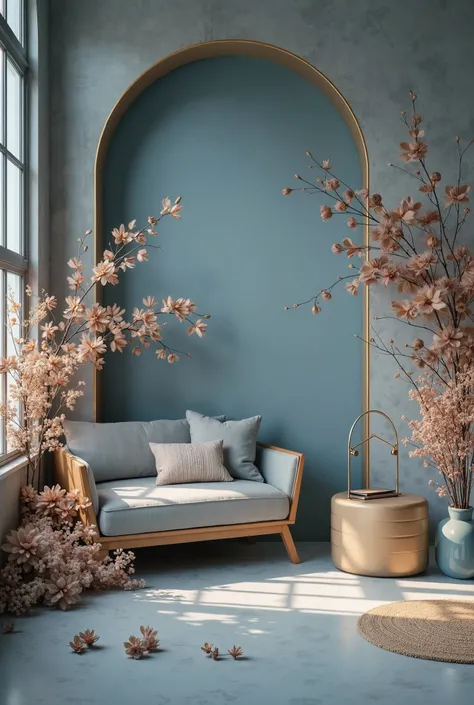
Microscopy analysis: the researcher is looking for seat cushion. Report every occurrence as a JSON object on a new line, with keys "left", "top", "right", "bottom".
{"left": 96, "top": 477, "right": 289, "bottom": 536}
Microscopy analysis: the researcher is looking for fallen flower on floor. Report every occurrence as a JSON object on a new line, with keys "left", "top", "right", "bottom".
{"left": 140, "top": 625, "right": 157, "bottom": 640}
{"left": 2, "top": 622, "right": 15, "bottom": 634}
{"left": 142, "top": 634, "right": 159, "bottom": 653}
{"left": 228, "top": 645, "right": 243, "bottom": 660}
{"left": 69, "top": 635, "right": 86, "bottom": 654}
{"left": 201, "top": 642, "right": 213, "bottom": 655}
{"left": 211, "top": 647, "right": 220, "bottom": 661}
{"left": 139, "top": 625, "right": 159, "bottom": 652}
{"left": 124, "top": 635, "right": 146, "bottom": 660}
{"left": 79, "top": 629, "right": 99, "bottom": 647}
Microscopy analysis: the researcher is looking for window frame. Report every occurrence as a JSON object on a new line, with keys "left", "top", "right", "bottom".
{"left": 0, "top": 2, "right": 28, "bottom": 466}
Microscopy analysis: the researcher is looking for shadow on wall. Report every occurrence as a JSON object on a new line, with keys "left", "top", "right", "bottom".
{"left": 100, "top": 54, "right": 364, "bottom": 541}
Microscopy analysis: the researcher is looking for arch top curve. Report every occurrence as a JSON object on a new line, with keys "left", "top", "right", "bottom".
{"left": 93, "top": 39, "right": 370, "bottom": 481}
{"left": 94, "top": 39, "right": 368, "bottom": 181}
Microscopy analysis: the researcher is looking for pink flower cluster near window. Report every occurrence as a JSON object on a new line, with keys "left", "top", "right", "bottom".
{"left": 0, "top": 197, "right": 209, "bottom": 485}
{"left": 0, "top": 485, "right": 144, "bottom": 616}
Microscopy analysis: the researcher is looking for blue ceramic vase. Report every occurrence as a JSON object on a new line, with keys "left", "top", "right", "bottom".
{"left": 435, "top": 506, "right": 474, "bottom": 579}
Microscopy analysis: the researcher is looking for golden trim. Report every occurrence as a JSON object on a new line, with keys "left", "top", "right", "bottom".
{"left": 347, "top": 409, "right": 399, "bottom": 497}
{"left": 93, "top": 39, "right": 370, "bottom": 482}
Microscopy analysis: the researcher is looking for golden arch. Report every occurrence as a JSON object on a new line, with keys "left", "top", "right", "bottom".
{"left": 93, "top": 39, "right": 370, "bottom": 483}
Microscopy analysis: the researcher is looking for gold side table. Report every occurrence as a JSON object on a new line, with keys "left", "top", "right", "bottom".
{"left": 331, "top": 410, "right": 429, "bottom": 578}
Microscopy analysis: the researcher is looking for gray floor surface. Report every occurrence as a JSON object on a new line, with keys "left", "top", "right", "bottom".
{"left": 1, "top": 541, "right": 474, "bottom": 705}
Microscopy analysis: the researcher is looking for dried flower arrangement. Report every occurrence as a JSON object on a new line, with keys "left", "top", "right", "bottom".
{"left": 283, "top": 92, "right": 474, "bottom": 508}
{"left": 0, "top": 485, "right": 144, "bottom": 615}
{"left": 0, "top": 198, "right": 209, "bottom": 488}
{"left": 0, "top": 199, "right": 211, "bottom": 615}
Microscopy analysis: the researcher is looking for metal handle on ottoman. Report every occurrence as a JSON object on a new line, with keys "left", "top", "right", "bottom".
{"left": 347, "top": 409, "right": 399, "bottom": 497}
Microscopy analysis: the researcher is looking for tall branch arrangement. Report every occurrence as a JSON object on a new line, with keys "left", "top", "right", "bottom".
{"left": 0, "top": 196, "right": 209, "bottom": 485}
{"left": 283, "top": 92, "right": 474, "bottom": 508}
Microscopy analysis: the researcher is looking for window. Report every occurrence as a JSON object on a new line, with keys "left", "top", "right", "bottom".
{"left": 0, "top": 1, "right": 27, "bottom": 462}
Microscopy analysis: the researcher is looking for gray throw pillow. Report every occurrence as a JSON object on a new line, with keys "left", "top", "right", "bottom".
{"left": 150, "top": 440, "right": 233, "bottom": 486}
{"left": 62, "top": 416, "right": 226, "bottom": 483}
{"left": 186, "top": 410, "right": 263, "bottom": 482}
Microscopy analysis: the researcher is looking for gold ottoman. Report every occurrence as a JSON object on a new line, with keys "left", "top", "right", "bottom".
{"left": 331, "top": 493, "right": 429, "bottom": 577}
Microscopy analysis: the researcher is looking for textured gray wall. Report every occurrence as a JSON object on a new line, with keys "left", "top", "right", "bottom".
{"left": 49, "top": 0, "right": 474, "bottom": 537}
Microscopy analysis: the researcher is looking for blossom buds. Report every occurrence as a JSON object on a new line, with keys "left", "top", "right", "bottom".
{"left": 305, "top": 151, "right": 312, "bottom": 157}
{"left": 295, "top": 174, "right": 301, "bottom": 180}
{"left": 320, "top": 205, "right": 332, "bottom": 221}
{"left": 281, "top": 188, "right": 293, "bottom": 195}
{"left": 312, "top": 304, "right": 321, "bottom": 315}
{"left": 430, "top": 172, "right": 441, "bottom": 182}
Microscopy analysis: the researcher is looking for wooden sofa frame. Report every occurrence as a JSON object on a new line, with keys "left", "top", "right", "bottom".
{"left": 53, "top": 442, "right": 305, "bottom": 564}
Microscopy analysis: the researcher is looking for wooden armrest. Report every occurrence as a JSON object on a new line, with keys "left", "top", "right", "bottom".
{"left": 53, "top": 449, "right": 99, "bottom": 532}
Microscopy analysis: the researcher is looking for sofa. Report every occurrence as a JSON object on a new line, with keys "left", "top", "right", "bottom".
{"left": 53, "top": 417, "right": 305, "bottom": 563}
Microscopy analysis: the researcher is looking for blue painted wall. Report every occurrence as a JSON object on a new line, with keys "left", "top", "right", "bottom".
{"left": 101, "top": 56, "right": 363, "bottom": 539}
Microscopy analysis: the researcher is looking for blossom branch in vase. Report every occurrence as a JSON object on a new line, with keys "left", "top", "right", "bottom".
{"left": 282, "top": 91, "right": 474, "bottom": 508}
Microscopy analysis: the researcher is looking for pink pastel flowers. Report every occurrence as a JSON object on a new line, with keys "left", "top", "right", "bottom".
{"left": 0, "top": 200, "right": 210, "bottom": 488}
{"left": 282, "top": 92, "right": 474, "bottom": 506}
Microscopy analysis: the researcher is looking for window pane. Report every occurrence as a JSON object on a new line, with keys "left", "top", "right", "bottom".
{"left": 6, "top": 271, "right": 21, "bottom": 452}
{"left": 6, "top": 0, "right": 22, "bottom": 43}
{"left": 6, "top": 58, "right": 21, "bottom": 159}
{"left": 6, "top": 270, "right": 20, "bottom": 356}
{"left": 0, "top": 48, "right": 4, "bottom": 145}
{"left": 0, "top": 153, "right": 3, "bottom": 246}
{"left": 0, "top": 269, "right": 4, "bottom": 456}
{"left": 6, "top": 158, "right": 21, "bottom": 253}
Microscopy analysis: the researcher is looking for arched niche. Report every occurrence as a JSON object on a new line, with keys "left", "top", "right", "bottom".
{"left": 94, "top": 41, "right": 369, "bottom": 540}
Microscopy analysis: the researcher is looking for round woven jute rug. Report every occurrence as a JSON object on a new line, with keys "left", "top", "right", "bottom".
{"left": 357, "top": 600, "right": 474, "bottom": 663}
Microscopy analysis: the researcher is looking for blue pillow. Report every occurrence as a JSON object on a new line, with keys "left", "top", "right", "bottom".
{"left": 186, "top": 410, "right": 263, "bottom": 482}
{"left": 63, "top": 416, "right": 225, "bottom": 483}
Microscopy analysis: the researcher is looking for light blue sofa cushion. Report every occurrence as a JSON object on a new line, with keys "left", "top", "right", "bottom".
{"left": 63, "top": 417, "right": 224, "bottom": 483}
{"left": 96, "top": 476, "right": 289, "bottom": 536}
{"left": 186, "top": 410, "right": 264, "bottom": 482}
{"left": 256, "top": 445, "right": 300, "bottom": 499}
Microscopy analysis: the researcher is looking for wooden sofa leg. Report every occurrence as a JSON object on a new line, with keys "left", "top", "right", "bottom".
{"left": 281, "top": 525, "right": 300, "bottom": 564}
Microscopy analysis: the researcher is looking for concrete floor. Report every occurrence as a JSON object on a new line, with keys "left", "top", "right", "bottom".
{"left": 1, "top": 542, "right": 474, "bottom": 705}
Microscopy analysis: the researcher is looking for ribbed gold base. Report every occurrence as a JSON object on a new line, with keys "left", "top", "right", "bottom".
{"left": 331, "top": 492, "right": 429, "bottom": 577}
